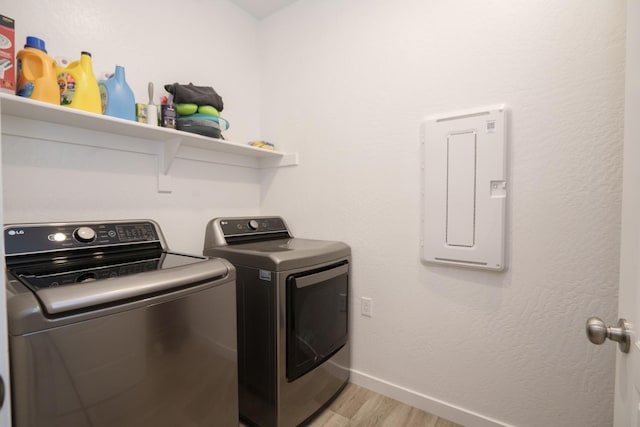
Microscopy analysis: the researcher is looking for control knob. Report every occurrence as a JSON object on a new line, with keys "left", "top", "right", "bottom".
{"left": 74, "top": 226, "right": 96, "bottom": 243}
{"left": 248, "top": 220, "right": 260, "bottom": 230}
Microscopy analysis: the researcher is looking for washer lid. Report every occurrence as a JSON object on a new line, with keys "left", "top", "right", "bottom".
{"left": 204, "top": 238, "right": 350, "bottom": 271}
{"left": 11, "top": 255, "right": 230, "bottom": 316}
{"left": 10, "top": 250, "right": 205, "bottom": 292}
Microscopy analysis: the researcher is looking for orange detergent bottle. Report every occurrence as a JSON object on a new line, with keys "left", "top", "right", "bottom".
{"left": 16, "top": 36, "right": 59, "bottom": 104}
{"left": 57, "top": 51, "right": 101, "bottom": 113}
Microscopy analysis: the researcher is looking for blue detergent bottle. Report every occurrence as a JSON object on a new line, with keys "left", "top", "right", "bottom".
{"left": 99, "top": 65, "right": 135, "bottom": 120}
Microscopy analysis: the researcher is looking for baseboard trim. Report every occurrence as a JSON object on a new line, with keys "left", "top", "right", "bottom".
{"left": 349, "top": 369, "right": 511, "bottom": 427}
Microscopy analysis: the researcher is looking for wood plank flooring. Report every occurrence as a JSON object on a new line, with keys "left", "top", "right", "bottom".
{"left": 305, "top": 383, "right": 463, "bottom": 427}
{"left": 240, "top": 383, "right": 463, "bottom": 426}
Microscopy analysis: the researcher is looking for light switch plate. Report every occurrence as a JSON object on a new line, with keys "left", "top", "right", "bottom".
{"left": 421, "top": 104, "right": 508, "bottom": 271}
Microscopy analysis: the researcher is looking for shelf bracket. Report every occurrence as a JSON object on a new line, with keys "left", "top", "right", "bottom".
{"left": 259, "top": 152, "right": 299, "bottom": 168}
{"left": 157, "top": 138, "right": 182, "bottom": 193}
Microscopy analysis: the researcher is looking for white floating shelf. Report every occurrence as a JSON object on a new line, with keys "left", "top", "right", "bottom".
{"left": 0, "top": 93, "right": 298, "bottom": 192}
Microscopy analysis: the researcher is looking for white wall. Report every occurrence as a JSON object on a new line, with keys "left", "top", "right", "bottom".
{"left": 258, "top": 1, "right": 625, "bottom": 426}
{"left": 1, "top": 0, "right": 264, "bottom": 254}
{"left": 0, "top": 1, "right": 626, "bottom": 426}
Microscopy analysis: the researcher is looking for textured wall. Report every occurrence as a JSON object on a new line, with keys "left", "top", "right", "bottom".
{"left": 258, "top": 1, "right": 625, "bottom": 426}
{"left": 2, "top": 137, "right": 262, "bottom": 253}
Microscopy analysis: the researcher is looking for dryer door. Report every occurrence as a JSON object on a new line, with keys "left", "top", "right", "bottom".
{"left": 286, "top": 261, "right": 349, "bottom": 382}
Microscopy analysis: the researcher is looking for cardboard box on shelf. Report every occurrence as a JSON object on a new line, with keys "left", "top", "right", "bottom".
{"left": 0, "top": 15, "right": 15, "bottom": 94}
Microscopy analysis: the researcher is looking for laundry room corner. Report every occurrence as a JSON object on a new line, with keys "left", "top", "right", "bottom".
{"left": 0, "top": 0, "right": 627, "bottom": 426}
{"left": 257, "top": 1, "right": 624, "bottom": 426}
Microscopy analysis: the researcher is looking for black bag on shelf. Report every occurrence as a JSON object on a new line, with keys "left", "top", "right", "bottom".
{"left": 164, "top": 83, "right": 224, "bottom": 112}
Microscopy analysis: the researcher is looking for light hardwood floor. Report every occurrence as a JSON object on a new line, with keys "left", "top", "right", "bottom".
{"left": 241, "top": 383, "right": 463, "bottom": 427}
{"left": 305, "top": 383, "right": 463, "bottom": 427}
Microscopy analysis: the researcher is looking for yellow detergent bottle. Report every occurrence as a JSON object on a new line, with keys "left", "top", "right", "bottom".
{"left": 57, "top": 51, "right": 101, "bottom": 113}
{"left": 16, "top": 36, "right": 59, "bottom": 104}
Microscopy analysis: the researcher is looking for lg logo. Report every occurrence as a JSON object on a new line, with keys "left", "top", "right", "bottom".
{"left": 7, "top": 230, "right": 24, "bottom": 236}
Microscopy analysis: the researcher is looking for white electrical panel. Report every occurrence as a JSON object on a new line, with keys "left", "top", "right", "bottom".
{"left": 421, "top": 104, "right": 507, "bottom": 271}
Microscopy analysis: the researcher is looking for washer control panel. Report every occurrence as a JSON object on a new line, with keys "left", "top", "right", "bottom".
{"left": 219, "top": 217, "right": 288, "bottom": 236}
{"left": 4, "top": 221, "right": 161, "bottom": 255}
